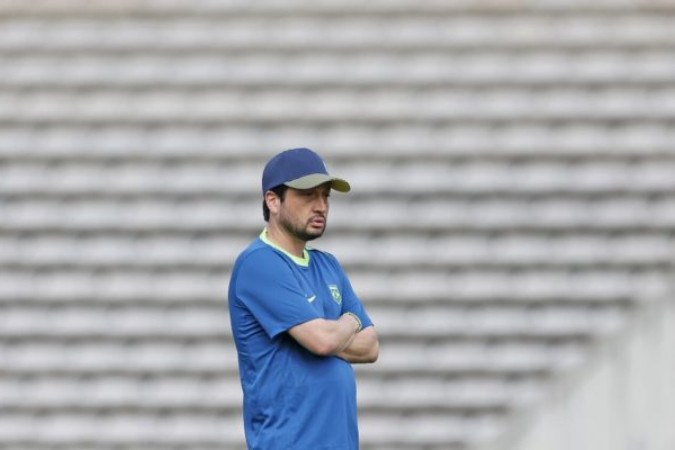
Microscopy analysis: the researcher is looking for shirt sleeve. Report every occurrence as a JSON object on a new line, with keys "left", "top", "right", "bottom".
{"left": 234, "top": 249, "right": 322, "bottom": 339}
{"left": 330, "top": 255, "right": 374, "bottom": 329}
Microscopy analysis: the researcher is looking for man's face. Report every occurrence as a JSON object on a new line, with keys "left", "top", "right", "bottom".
{"left": 276, "top": 183, "right": 331, "bottom": 242}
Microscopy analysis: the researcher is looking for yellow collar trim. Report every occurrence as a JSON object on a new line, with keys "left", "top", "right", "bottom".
{"left": 259, "top": 229, "right": 310, "bottom": 267}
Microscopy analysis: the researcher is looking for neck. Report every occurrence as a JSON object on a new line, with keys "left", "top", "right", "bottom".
{"left": 265, "top": 222, "right": 306, "bottom": 258}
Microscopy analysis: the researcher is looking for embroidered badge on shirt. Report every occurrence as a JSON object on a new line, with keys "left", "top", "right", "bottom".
{"left": 328, "top": 284, "right": 342, "bottom": 305}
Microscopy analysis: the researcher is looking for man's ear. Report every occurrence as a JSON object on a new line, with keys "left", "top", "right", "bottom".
{"left": 264, "top": 191, "right": 280, "bottom": 215}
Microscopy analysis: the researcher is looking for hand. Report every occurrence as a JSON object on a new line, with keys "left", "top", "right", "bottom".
{"left": 341, "top": 312, "right": 362, "bottom": 333}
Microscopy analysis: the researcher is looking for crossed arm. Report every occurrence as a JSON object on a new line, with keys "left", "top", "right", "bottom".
{"left": 335, "top": 326, "right": 379, "bottom": 363}
{"left": 289, "top": 314, "right": 379, "bottom": 363}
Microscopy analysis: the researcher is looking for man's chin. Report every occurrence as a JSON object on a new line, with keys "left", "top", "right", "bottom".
{"left": 301, "top": 227, "right": 325, "bottom": 241}
{"left": 304, "top": 231, "right": 324, "bottom": 241}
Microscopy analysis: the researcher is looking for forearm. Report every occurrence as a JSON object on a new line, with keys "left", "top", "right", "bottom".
{"left": 325, "top": 313, "right": 362, "bottom": 354}
{"left": 289, "top": 313, "right": 361, "bottom": 356}
{"left": 337, "top": 326, "right": 379, "bottom": 363}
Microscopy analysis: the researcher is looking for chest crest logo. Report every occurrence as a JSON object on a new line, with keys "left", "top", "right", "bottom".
{"left": 328, "top": 284, "right": 342, "bottom": 305}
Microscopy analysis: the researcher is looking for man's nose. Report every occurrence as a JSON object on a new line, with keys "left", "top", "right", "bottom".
{"left": 314, "top": 195, "right": 328, "bottom": 211}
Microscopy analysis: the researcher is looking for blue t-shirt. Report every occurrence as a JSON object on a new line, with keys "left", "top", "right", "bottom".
{"left": 228, "top": 232, "right": 373, "bottom": 450}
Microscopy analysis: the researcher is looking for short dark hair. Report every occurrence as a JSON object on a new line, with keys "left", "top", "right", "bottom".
{"left": 262, "top": 185, "right": 289, "bottom": 222}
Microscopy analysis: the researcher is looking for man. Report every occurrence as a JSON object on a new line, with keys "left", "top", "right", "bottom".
{"left": 228, "top": 147, "right": 379, "bottom": 450}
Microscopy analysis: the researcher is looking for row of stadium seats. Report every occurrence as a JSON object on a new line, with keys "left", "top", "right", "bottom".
{"left": 0, "top": 269, "right": 665, "bottom": 303}
{"left": 0, "top": 339, "right": 588, "bottom": 377}
{"left": 1, "top": 160, "right": 674, "bottom": 194}
{"left": 1, "top": 14, "right": 674, "bottom": 50}
{"left": 0, "top": 233, "right": 672, "bottom": 268}
{"left": 0, "top": 302, "right": 628, "bottom": 338}
{"left": 3, "top": 198, "right": 675, "bottom": 232}
{"left": 3, "top": 89, "right": 675, "bottom": 122}
{"left": 2, "top": 124, "right": 675, "bottom": 157}
{"left": 2, "top": 52, "right": 675, "bottom": 87}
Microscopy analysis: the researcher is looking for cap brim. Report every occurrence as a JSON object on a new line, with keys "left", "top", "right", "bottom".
{"left": 284, "top": 173, "right": 351, "bottom": 192}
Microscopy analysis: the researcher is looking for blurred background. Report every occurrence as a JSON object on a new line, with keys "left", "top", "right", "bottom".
{"left": 1, "top": 0, "right": 674, "bottom": 449}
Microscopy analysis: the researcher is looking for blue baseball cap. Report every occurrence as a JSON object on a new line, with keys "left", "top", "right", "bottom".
{"left": 262, "top": 148, "right": 351, "bottom": 194}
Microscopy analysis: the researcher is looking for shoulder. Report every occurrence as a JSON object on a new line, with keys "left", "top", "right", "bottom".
{"left": 232, "top": 240, "right": 292, "bottom": 281}
{"left": 308, "top": 247, "right": 344, "bottom": 271}
{"left": 230, "top": 241, "right": 298, "bottom": 297}
{"left": 235, "top": 239, "right": 285, "bottom": 269}
{"left": 308, "top": 246, "right": 336, "bottom": 261}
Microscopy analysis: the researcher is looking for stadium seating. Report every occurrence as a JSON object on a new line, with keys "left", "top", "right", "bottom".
{"left": 0, "top": 1, "right": 674, "bottom": 449}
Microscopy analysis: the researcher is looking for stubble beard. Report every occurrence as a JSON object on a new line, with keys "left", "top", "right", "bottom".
{"left": 280, "top": 216, "right": 325, "bottom": 242}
